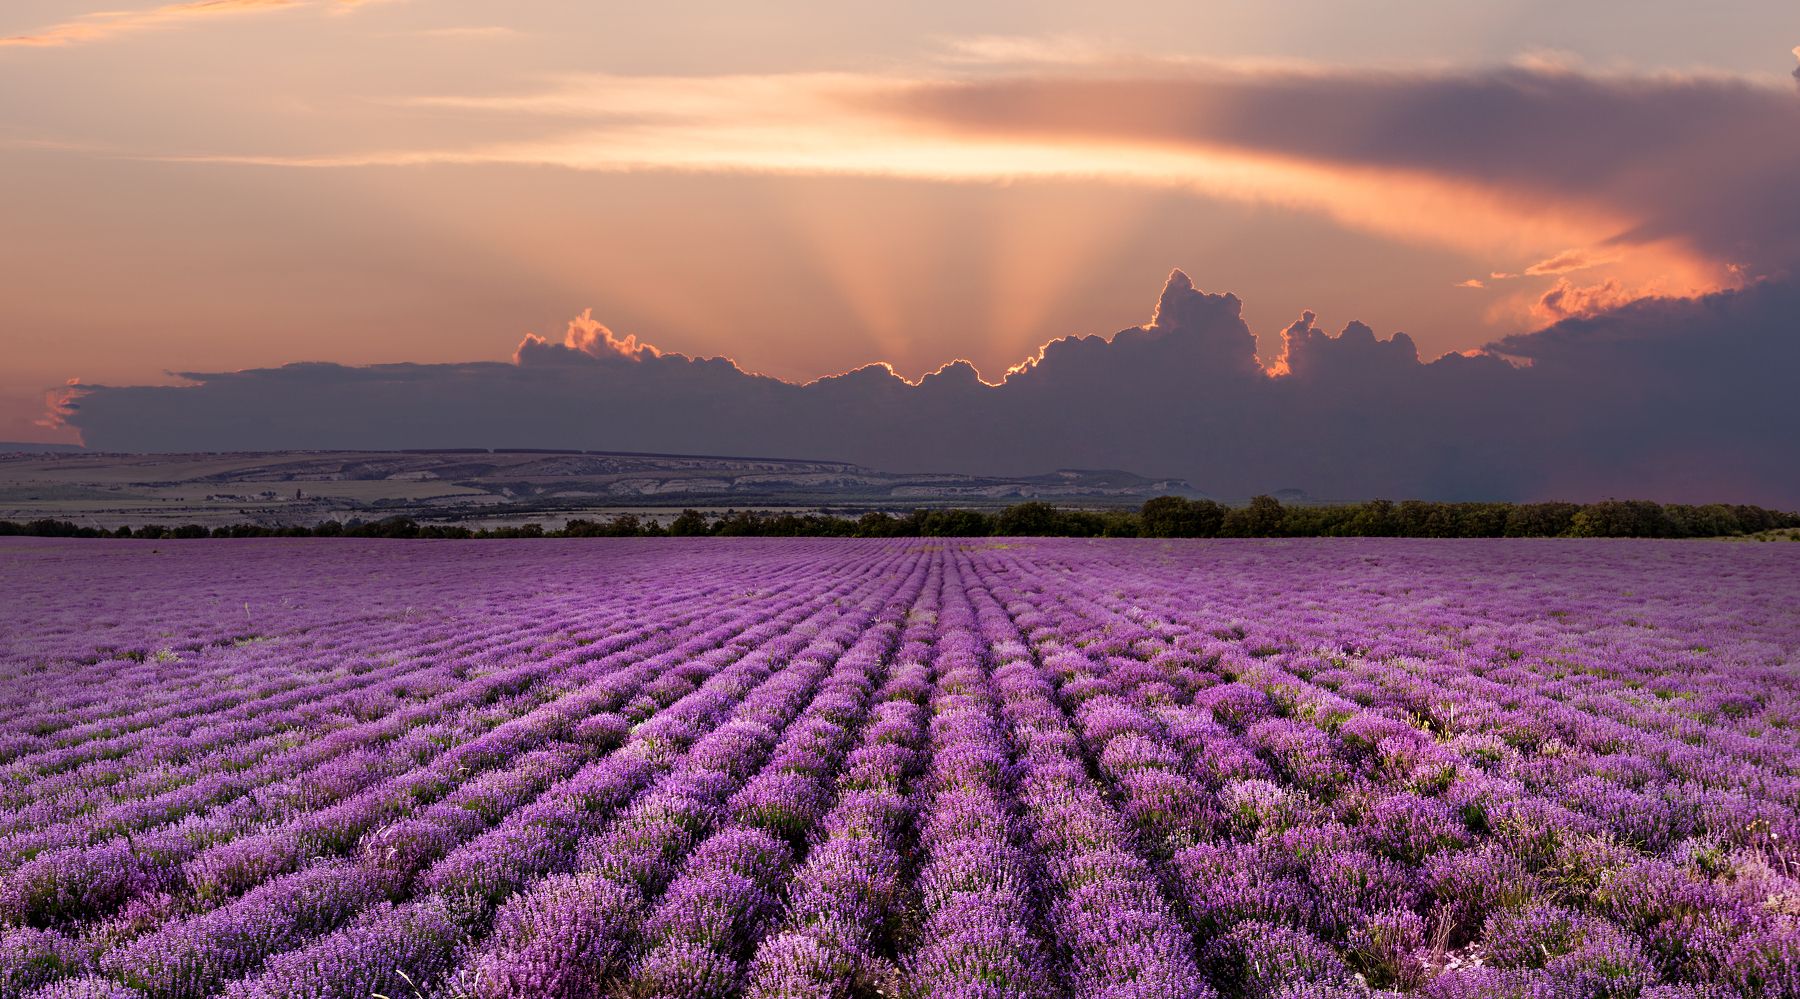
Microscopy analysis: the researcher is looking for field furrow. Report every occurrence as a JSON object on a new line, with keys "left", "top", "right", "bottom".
{"left": 1, "top": 537, "right": 1796, "bottom": 999}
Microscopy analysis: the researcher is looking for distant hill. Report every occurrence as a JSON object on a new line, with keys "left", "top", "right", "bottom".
{"left": 0, "top": 448, "right": 1205, "bottom": 529}
{"left": 0, "top": 443, "right": 85, "bottom": 454}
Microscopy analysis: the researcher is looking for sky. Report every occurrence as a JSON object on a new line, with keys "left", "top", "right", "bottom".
{"left": 3, "top": 2, "right": 1799, "bottom": 499}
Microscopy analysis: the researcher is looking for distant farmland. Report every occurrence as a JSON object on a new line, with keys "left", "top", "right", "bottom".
{"left": 0, "top": 450, "right": 1199, "bottom": 529}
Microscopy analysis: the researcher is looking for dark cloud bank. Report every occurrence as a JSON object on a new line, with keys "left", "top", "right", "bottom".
{"left": 64, "top": 273, "right": 1800, "bottom": 505}
{"left": 879, "top": 61, "right": 1800, "bottom": 279}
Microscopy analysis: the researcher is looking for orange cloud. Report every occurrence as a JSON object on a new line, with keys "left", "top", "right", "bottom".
{"left": 34, "top": 379, "right": 82, "bottom": 436}
{"left": 167, "top": 72, "right": 1653, "bottom": 268}
{"left": 1523, "top": 248, "right": 1615, "bottom": 276}
{"left": 1534, "top": 279, "right": 1639, "bottom": 322}
{"left": 513, "top": 309, "right": 660, "bottom": 363}
{"left": 40, "top": 56, "right": 1782, "bottom": 352}
{"left": 156, "top": 61, "right": 1760, "bottom": 331}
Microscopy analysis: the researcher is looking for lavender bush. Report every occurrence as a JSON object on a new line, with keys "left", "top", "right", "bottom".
{"left": 0, "top": 536, "right": 1795, "bottom": 998}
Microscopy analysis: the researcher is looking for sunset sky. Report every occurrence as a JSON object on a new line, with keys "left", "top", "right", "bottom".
{"left": 3, "top": 2, "right": 1799, "bottom": 492}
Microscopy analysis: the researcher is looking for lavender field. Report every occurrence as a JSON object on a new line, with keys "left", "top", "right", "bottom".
{"left": 0, "top": 538, "right": 1797, "bottom": 999}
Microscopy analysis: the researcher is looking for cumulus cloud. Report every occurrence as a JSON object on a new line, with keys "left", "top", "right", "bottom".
{"left": 513, "top": 309, "right": 660, "bottom": 363}
{"left": 59, "top": 271, "right": 1800, "bottom": 505}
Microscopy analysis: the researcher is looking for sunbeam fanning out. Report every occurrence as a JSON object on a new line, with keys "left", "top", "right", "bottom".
{"left": 5, "top": 15, "right": 1800, "bottom": 999}
{"left": 47, "top": 270, "right": 1800, "bottom": 505}
{"left": 4, "top": 14, "right": 1800, "bottom": 999}
{"left": 1, "top": 1, "right": 1797, "bottom": 508}
{"left": 165, "top": 67, "right": 1737, "bottom": 293}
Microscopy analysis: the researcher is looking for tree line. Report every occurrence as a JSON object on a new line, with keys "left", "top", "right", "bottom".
{"left": 1, "top": 496, "right": 1794, "bottom": 541}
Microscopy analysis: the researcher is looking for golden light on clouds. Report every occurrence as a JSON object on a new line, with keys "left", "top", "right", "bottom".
{"left": 4, "top": 6, "right": 1794, "bottom": 447}
{"left": 151, "top": 68, "right": 1731, "bottom": 326}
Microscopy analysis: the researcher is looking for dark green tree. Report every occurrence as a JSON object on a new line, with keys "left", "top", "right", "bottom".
{"left": 1140, "top": 496, "right": 1225, "bottom": 538}
{"left": 1223, "top": 495, "right": 1286, "bottom": 537}
{"left": 668, "top": 509, "right": 711, "bottom": 536}
{"left": 997, "top": 502, "right": 1061, "bottom": 536}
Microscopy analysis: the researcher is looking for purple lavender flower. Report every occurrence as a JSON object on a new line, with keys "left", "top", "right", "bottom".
{"left": 2, "top": 538, "right": 1798, "bottom": 999}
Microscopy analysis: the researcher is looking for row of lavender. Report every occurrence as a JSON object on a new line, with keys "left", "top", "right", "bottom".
{"left": 0, "top": 537, "right": 1795, "bottom": 998}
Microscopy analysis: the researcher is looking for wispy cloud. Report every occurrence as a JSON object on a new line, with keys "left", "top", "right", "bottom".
{"left": 870, "top": 62, "right": 1800, "bottom": 315}
{"left": 932, "top": 34, "right": 1125, "bottom": 68}
{"left": 1521, "top": 248, "right": 1617, "bottom": 277}
{"left": 156, "top": 59, "right": 1784, "bottom": 320}
{"left": 168, "top": 72, "right": 1627, "bottom": 261}
{"left": 1, "top": 0, "right": 385, "bottom": 48}
{"left": 22, "top": 41, "right": 1790, "bottom": 326}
